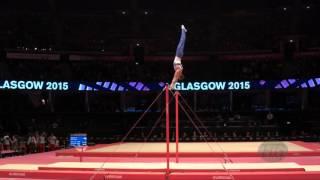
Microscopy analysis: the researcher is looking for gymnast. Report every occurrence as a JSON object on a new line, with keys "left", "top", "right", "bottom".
{"left": 169, "top": 25, "right": 187, "bottom": 90}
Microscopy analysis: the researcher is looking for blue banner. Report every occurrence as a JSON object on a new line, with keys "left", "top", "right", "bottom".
{"left": 0, "top": 77, "right": 319, "bottom": 92}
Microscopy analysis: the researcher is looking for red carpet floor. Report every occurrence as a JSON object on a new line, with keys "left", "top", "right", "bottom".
{"left": 0, "top": 141, "right": 319, "bottom": 179}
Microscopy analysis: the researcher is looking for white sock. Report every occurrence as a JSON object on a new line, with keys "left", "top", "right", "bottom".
{"left": 181, "top": 25, "right": 187, "bottom": 32}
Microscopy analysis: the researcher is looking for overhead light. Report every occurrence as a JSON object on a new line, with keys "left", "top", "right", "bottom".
{"left": 41, "top": 99, "right": 46, "bottom": 105}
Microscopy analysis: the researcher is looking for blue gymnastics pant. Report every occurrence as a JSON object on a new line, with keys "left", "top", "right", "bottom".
{"left": 175, "top": 29, "right": 186, "bottom": 58}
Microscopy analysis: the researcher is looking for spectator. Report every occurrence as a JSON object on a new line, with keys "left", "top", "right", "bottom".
{"left": 38, "top": 132, "right": 46, "bottom": 152}
{"left": 48, "top": 133, "right": 57, "bottom": 151}
{"left": 52, "top": 121, "right": 59, "bottom": 129}
{"left": 11, "top": 135, "right": 19, "bottom": 152}
{"left": 3, "top": 135, "right": 11, "bottom": 150}
{"left": 19, "top": 137, "right": 27, "bottom": 154}
{"left": 27, "top": 134, "right": 37, "bottom": 153}
{"left": 192, "top": 131, "right": 197, "bottom": 141}
{"left": 183, "top": 132, "right": 188, "bottom": 140}
{"left": 0, "top": 137, "right": 3, "bottom": 152}
{"left": 35, "top": 131, "right": 40, "bottom": 150}
{"left": 55, "top": 138, "right": 60, "bottom": 150}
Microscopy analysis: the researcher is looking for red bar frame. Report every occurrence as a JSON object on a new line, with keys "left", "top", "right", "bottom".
{"left": 165, "top": 85, "right": 170, "bottom": 175}
{"left": 175, "top": 91, "right": 180, "bottom": 163}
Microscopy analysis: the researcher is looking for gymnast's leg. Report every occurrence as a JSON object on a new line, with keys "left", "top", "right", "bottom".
{"left": 170, "top": 25, "right": 187, "bottom": 90}
{"left": 175, "top": 25, "right": 187, "bottom": 59}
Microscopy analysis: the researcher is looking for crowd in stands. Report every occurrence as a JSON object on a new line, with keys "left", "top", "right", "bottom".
{"left": 0, "top": 132, "right": 62, "bottom": 157}
{"left": 131, "top": 129, "right": 319, "bottom": 143}
{"left": 1, "top": 57, "right": 320, "bottom": 83}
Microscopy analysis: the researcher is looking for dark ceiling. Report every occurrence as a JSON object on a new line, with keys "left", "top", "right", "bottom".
{"left": 0, "top": 0, "right": 319, "bottom": 52}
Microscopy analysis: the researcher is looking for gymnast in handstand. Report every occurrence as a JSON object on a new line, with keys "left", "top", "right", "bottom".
{"left": 169, "top": 25, "right": 187, "bottom": 90}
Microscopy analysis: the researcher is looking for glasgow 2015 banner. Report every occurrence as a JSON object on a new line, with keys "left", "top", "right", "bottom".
{"left": 0, "top": 77, "right": 319, "bottom": 92}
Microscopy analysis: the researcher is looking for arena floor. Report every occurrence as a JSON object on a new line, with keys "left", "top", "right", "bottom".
{"left": 56, "top": 141, "right": 320, "bottom": 158}
{"left": 0, "top": 141, "right": 320, "bottom": 179}
{"left": 86, "top": 141, "right": 311, "bottom": 152}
